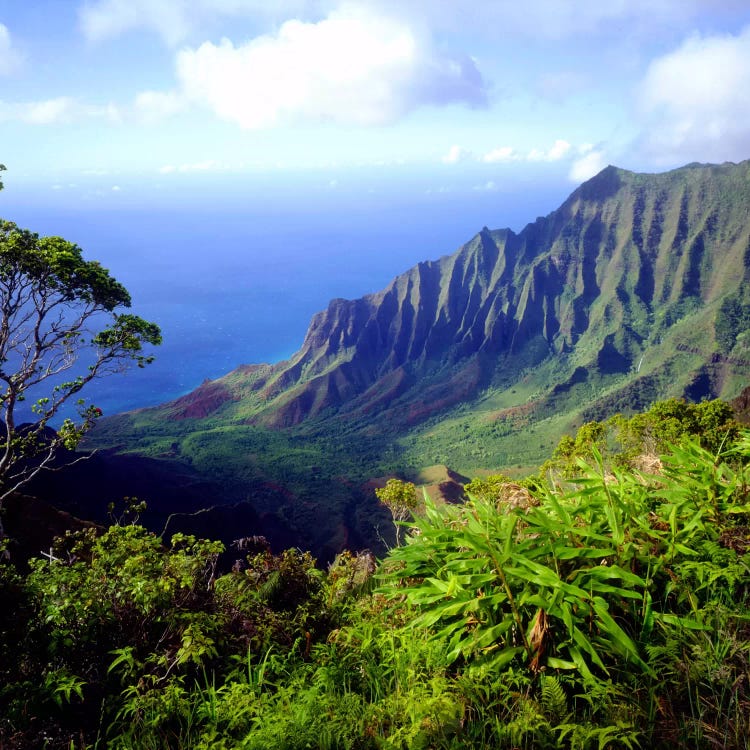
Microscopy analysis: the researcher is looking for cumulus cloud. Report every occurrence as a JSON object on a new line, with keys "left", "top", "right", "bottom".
{"left": 0, "top": 97, "right": 120, "bottom": 125}
{"left": 569, "top": 145, "right": 606, "bottom": 182}
{"left": 636, "top": 25, "right": 750, "bottom": 164}
{"left": 1, "top": 89, "right": 180, "bottom": 127}
{"left": 442, "top": 145, "right": 473, "bottom": 164}
{"left": 0, "top": 24, "right": 22, "bottom": 75}
{"left": 478, "top": 140, "right": 571, "bottom": 164}
{"left": 173, "top": 7, "right": 485, "bottom": 128}
{"left": 527, "top": 139, "right": 571, "bottom": 161}
{"left": 482, "top": 146, "right": 518, "bottom": 163}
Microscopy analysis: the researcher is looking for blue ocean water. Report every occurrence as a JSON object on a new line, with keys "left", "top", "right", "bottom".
{"left": 3, "top": 170, "right": 571, "bottom": 417}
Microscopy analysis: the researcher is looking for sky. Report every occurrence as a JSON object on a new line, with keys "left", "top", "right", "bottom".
{"left": 3, "top": 0, "right": 750, "bottom": 416}
{"left": 2, "top": 0, "right": 750, "bottom": 207}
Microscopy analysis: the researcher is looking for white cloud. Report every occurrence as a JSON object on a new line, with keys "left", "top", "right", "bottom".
{"left": 473, "top": 180, "right": 498, "bottom": 191}
{"left": 28, "top": 99, "right": 79, "bottom": 125}
{"left": 482, "top": 146, "right": 518, "bottom": 163}
{"left": 0, "top": 97, "right": 77, "bottom": 125}
{"left": 478, "top": 139, "right": 571, "bottom": 164}
{"left": 569, "top": 148, "right": 606, "bottom": 182}
{"left": 174, "top": 6, "right": 485, "bottom": 129}
{"left": 637, "top": 25, "right": 750, "bottom": 164}
{"left": 0, "top": 97, "right": 120, "bottom": 125}
{"left": 78, "top": 0, "right": 314, "bottom": 45}
{"left": 79, "top": 0, "right": 192, "bottom": 45}
{"left": 442, "top": 145, "right": 473, "bottom": 164}
{"left": 527, "top": 139, "right": 571, "bottom": 161}
{"left": 546, "top": 138, "right": 572, "bottom": 160}
{"left": 1, "top": 87, "right": 180, "bottom": 129}
{"left": 0, "top": 23, "right": 22, "bottom": 75}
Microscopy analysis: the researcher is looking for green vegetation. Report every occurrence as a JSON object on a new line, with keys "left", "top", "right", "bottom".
{"left": 2, "top": 403, "right": 749, "bottom": 749}
{"left": 76, "top": 160, "right": 750, "bottom": 561}
{"left": 375, "top": 478, "right": 420, "bottom": 546}
{"left": 5, "top": 160, "right": 750, "bottom": 746}
{"left": 545, "top": 398, "right": 740, "bottom": 477}
{"left": 716, "top": 288, "right": 750, "bottom": 354}
{"left": 0, "top": 209, "right": 161, "bottom": 508}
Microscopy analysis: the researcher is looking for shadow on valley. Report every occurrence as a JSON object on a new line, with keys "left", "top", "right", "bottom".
{"left": 20, "top": 447, "right": 392, "bottom": 566}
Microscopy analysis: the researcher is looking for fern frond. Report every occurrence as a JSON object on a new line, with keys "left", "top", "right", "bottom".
{"left": 540, "top": 674, "right": 567, "bottom": 722}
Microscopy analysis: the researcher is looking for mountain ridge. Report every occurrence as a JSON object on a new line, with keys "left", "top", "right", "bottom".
{"left": 158, "top": 159, "right": 750, "bottom": 431}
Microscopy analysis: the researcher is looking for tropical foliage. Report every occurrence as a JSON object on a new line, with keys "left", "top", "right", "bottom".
{"left": 1, "top": 405, "right": 749, "bottom": 749}
{"left": 0, "top": 216, "right": 161, "bottom": 505}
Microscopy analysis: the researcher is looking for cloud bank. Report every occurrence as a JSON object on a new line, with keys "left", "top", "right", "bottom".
{"left": 637, "top": 25, "right": 750, "bottom": 164}
{"left": 442, "top": 140, "right": 574, "bottom": 166}
{"left": 0, "top": 97, "right": 119, "bottom": 125}
{"left": 173, "top": 6, "right": 486, "bottom": 128}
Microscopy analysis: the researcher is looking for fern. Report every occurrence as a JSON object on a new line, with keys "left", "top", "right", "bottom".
{"left": 540, "top": 674, "right": 567, "bottom": 722}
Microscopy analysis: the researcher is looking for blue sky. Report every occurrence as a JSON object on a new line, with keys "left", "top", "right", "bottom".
{"left": 3, "top": 1, "right": 750, "bottom": 415}
{"left": 2, "top": 0, "right": 750, "bottom": 207}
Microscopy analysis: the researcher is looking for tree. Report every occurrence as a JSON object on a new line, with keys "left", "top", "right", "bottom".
{"left": 0, "top": 214, "right": 161, "bottom": 509}
{"left": 375, "top": 478, "right": 420, "bottom": 547}
{"left": 464, "top": 473, "right": 513, "bottom": 502}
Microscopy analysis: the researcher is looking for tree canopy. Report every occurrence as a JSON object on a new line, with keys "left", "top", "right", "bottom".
{"left": 375, "top": 478, "right": 420, "bottom": 546}
{"left": 0, "top": 213, "right": 161, "bottom": 503}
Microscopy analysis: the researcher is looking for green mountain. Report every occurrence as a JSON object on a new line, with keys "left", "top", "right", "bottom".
{"left": 144, "top": 160, "right": 749, "bottom": 427}
{"left": 78, "top": 160, "right": 750, "bottom": 558}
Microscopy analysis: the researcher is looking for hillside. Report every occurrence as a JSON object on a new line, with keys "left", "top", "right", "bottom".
{"left": 75, "top": 160, "right": 750, "bottom": 557}
{"left": 6, "top": 422, "right": 750, "bottom": 749}
{"left": 153, "top": 160, "right": 750, "bottom": 430}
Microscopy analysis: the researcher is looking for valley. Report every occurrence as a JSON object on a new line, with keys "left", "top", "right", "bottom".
{"left": 34, "top": 159, "right": 750, "bottom": 560}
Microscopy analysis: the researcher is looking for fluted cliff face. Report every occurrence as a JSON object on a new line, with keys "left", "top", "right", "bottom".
{"left": 167, "top": 161, "right": 750, "bottom": 428}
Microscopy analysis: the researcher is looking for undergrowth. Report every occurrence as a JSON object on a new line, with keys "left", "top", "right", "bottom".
{"left": 1, "top": 416, "right": 749, "bottom": 748}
